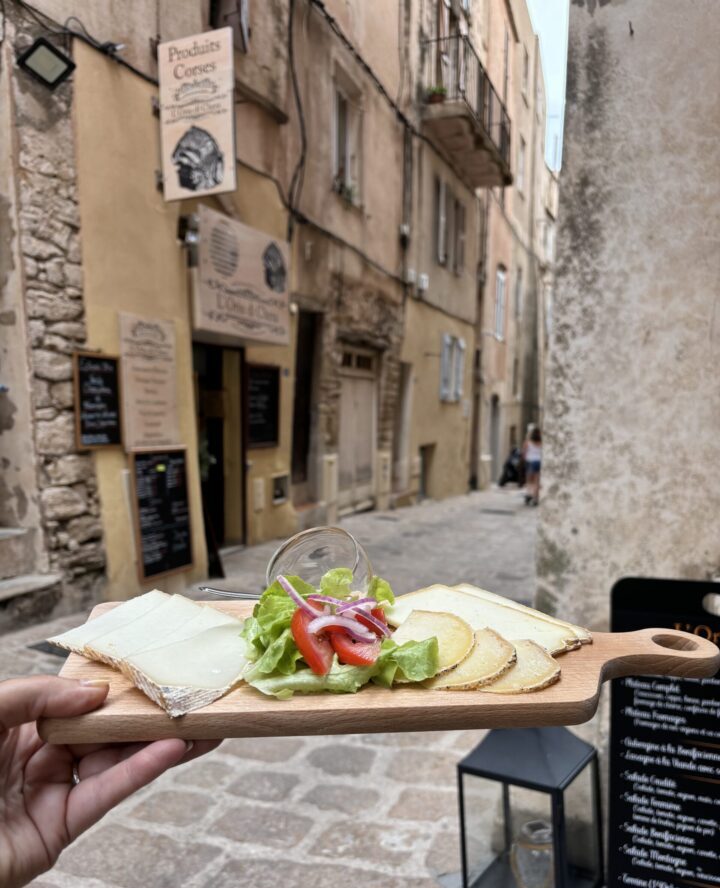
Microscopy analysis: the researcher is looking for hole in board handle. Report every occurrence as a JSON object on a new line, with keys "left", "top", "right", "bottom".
{"left": 702, "top": 592, "right": 720, "bottom": 617}
{"left": 652, "top": 633, "right": 699, "bottom": 652}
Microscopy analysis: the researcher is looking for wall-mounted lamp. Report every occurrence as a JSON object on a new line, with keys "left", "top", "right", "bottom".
{"left": 178, "top": 214, "right": 200, "bottom": 267}
{"left": 16, "top": 37, "right": 75, "bottom": 90}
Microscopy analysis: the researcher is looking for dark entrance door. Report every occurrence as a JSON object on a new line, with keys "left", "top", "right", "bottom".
{"left": 291, "top": 310, "right": 319, "bottom": 503}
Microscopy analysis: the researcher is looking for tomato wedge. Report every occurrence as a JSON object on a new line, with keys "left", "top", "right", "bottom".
{"left": 291, "top": 607, "right": 334, "bottom": 676}
{"left": 329, "top": 629, "right": 382, "bottom": 666}
{"left": 356, "top": 607, "right": 388, "bottom": 636}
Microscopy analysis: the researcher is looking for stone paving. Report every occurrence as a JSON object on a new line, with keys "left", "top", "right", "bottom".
{"left": 2, "top": 487, "right": 540, "bottom": 888}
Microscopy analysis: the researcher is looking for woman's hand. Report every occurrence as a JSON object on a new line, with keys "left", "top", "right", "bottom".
{"left": 0, "top": 675, "right": 220, "bottom": 888}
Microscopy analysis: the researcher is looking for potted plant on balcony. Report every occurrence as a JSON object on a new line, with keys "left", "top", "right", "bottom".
{"left": 426, "top": 85, "right": 447, "bottom": 104}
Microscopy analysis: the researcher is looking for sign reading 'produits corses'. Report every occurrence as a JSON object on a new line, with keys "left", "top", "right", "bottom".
{"left": 131, "top": 449, "right": 192, "bottom": 580}
{"left": 73, "top": 352, "right": 122, "bottom": 448}
{"left": 194, "top": 205, "right": 290, "bottom": 346}
{"left": 609, "top": 577, "right": 720, "bottom": 888}
{"left": 158, "top": 28, "right": 235, "bottom": 201}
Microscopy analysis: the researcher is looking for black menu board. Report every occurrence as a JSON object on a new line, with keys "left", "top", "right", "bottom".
{"left": 131, "top": 449, "right": 192, "bottom": 580}
{"left": 73, "top": 352, "right": 122, "bottom": 448}
{"left": 609, "top": 577, "right": 720, "bottom": 887}
{"left": 247, "top": 364, "right": 279, "bottom": 447}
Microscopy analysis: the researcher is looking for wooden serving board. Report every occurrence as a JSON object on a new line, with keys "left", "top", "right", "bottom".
{"left": 38, "top": 602, "right": 720, "bottom": 744}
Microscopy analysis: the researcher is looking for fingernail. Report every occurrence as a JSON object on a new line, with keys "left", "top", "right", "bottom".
{"left": 80, "top": 679, "right": 110, "bottom": 688}
{"left": 185, "top": 740, "right": 194, "bottom": 752}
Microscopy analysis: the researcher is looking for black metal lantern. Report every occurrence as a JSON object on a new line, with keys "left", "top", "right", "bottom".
{"left": 457, "top": 727, "right": 603, "bottom": 888}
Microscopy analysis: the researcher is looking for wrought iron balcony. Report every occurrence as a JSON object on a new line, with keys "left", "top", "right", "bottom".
{"left": 422, "top": 35, "right": 512, "bottom": 188}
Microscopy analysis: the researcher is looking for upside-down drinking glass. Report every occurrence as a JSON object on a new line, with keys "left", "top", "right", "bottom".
{"left": 265, "top": 526, "right": 373, "bottom": 593}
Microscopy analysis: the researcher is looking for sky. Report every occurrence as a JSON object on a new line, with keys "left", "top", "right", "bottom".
{"left": 525, "top": 0, "right": 570, "bottom": 170}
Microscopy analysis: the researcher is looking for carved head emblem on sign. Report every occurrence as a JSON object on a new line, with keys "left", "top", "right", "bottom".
{"left": 263, "top": 242, "right": 286, "bottom": 293}
{"left": 171, "top": 126, "right": 224, "bottom": 191}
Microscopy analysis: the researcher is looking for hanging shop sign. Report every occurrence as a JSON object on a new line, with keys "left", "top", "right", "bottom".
{"left": 194, "top": 205, "right": 290, "bottom": 346}
{"left": 119, "top": 313, "right": 180, "bottom": 450}
{"left": 609, "top": 577, "right": 720, "bottom": 887}
{"left": 73, "top": 351, "right": 123, "bottom": 449}
{"left": 131, "top": 448, "right": 192, "bottom": 580}
{"left": 158, "top": 27, "right": 236, "bottom": 201}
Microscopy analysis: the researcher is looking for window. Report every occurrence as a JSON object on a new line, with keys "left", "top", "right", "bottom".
{"left": 445, "top": 185, "right": 455, "bottom": 271}
{"left": 454, "top": 200, "right": 466, "bottom": 275}
{"left": 434, "top": 177, "right": 447, "bottom": 264}
{"left": 512, "top": 358, "right": 519, "bottom": 396}
{"left": 495, "top": 267, "right": 506, "bottom": 339}
{"left": 522, "top": 47, "right": 529, "bottom": 98}
{"left": 517, "top": 137, "right": 526, "bottom": 194}
{"left": 440, "top": 334, "right": 466, "bottom": 402}
{"left": 332, "top": 79, "right": 362, "bottom": 202}
{"left": 514, "top": 265, "right": 523, "bottom": 317}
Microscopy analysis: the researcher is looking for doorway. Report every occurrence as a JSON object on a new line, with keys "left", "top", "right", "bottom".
{"left": 338, "top": 346, "right": 377, "bottom": 514}
{"left": 193, "top": 343, "right": 245, "bottom": 551}
{"left": 291, "top": 310, "right": 321, "bottom": 505}
{"left": 490, "top": 394, "right": 501, "bottom": 485}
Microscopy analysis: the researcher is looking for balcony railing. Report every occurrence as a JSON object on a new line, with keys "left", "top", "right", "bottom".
{"left": 422, "top": 34, "right": 511, "bottom": 173}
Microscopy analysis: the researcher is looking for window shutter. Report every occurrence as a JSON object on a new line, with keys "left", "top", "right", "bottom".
{"left": 453, "top": 337, "right": 466, "bottom": 400}
{"left": 436, "top": 180, "right": 447, "bottom": 264}
{"left": 455, "top": 201, "right": 465, "bottom": 274}
{"left": 495, "top": 268, "right": 506, "bottom": 338}
{"left": 445, "top": 187, "right": 454, "bottom": 271}
{"left": 440, "top": 333, "right": 453, "bottom": 400}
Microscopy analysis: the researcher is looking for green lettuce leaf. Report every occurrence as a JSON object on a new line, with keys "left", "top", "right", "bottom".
{"left": 246, "top": 627, "right": 303, "bottom": 677}
{"left": 250, "top": 575, "right": 315, "bottom": 648}
{"left": 368, "top": 576, "right": 395, "bottom": 606}
{"left": 387, "top": 637, "right": 439, "bottom": 682}
{"left": 249, "top": 658, "right": 376, "bottom": 699}
{"left": 319, "top": 568, "right": 354, "bottom": 599}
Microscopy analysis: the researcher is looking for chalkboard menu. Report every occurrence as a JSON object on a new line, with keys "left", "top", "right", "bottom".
{"left": 73, "top": 352, "right": 122, "bottom": 448}
{"left": 247, "top": 364, "right": 279, "bottom": 447}
{"left": 131, "top": 449, "right": 192, "bottom": 580}
{"left": 609, "top": 577, "right": 720, "bottom": 887}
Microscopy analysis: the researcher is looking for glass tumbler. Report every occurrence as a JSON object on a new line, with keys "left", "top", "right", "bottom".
{"left": 265, "top": 526, "right": 373, "bottom": 592}
{"left": 510, "top": 820, "right": 554, "bottom": 888}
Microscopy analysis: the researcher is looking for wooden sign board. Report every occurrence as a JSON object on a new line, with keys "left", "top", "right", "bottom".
{"left": 119, "top": 313, "right": 180, "bottom": 450}
{"left": 73, "top": 352, "right": 122, "bottom": 449}
{"left": 194, "top": 205, "right": 290, "bottom": 347}
{"left": 130, "top": 449, "right": 193, "bottom": 581}
{"left": 609, "top": 577, "right": 720, "bottom": 887}
{"left": 158, "top": 28, "right": 236, "bottom": 201}
{"left": 247, "top": 364, "right": 280, "bottom": 448}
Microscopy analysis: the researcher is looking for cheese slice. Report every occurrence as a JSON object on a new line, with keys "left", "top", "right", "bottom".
{"left": 123, "top": 624, "right": 248, "bottom": 717}
{"left": 117, "top": 605, "right": 241, "bottom": 678}
{"left": 480, "top": 639, "right": 560, "bottom": 694}
{"left": 84, "top": 594, "right": 202, "bottom": 667}
{"left": 454, "top": 583, "right": 592, "bottom": 646}
{"left": 386, "top": 586, "right": 571, "bottom": 655}
{"left": 48, "top": 590, "right": 169, "bottom": 654}
{"left": 424, "top": 628, "right": 516, "bottom": 690}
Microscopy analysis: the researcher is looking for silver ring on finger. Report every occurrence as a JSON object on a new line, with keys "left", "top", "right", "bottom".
{"left": 72, "top": 761, "right": 81, "bottom": 786}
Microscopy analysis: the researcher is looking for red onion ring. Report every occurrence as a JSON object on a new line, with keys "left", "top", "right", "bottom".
{"left": 307, "top": 614, "right": 376, "bottom": 642}
{"left": 277, "top": 575, "right": 318, "bottom": 617}
{"left": 307, "top": 593, "right": 348, "bottom": 606}
{"left": 336, "top": 597, "right": 375, "bottom": 613}
{"left": 354, "top": 609, "right": 391, "bottom": 637}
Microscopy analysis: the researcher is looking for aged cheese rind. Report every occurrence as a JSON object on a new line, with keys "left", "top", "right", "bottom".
{"left": 47, "top": 590, "right": 169, "bottom": 654}
{"left": 480, "top": 639, "right": 560, "bottom": 694}
{"left": 424, "top": 628, "right": 516, "bottom": 690}
{"left": 386, "top": 587, "right": 571, "bottom": 655}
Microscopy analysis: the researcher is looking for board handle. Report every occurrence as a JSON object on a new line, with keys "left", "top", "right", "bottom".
{"left": 602, "top": 628, "right": 720, "bottom": 680}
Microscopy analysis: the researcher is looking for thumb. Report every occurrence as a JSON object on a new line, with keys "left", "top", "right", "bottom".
{"left": 0, "top": 676, "right": 108, "bottom": 733}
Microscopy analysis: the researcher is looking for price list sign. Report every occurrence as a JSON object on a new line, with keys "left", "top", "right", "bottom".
{"left": 609, "top": 577, "right": 720, "bottom": 888}
{"left": 131, "top": 449, "right": 193, "bottom": 580}
{"left": 73, "top": 352, "right": 122, "bottom": 448}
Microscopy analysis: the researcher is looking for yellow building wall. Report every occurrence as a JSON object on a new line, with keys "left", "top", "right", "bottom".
{"left": 401, "top": 299, "right": 474, "bottom": 500}
{"left": 73, "top": 42, "right": 295, "bottom": 599}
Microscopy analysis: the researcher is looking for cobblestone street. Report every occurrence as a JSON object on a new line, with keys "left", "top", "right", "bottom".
{"left": 3, "top": 488, "right": 537, "bottom": 888}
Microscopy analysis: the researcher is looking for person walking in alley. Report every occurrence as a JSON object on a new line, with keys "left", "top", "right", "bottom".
{"left": 523, "top": 426, "right": 543, "bottom": 506}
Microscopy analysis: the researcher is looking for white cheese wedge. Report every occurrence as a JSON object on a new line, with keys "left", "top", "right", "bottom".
{"left": 47, "top": 590, "right": 169, "bottom": 655}
{"left": 480, "top": 639, "right": 560, "bottom": 694}
{"left": 123, "top": 624, "right": 248, "bottom": 717}
{"left": 116, "top": 605, "right": 241, "bottom": 678}
{"left": 84, "top": 594, "right": 202, "bottom": 667}
{"left": 453, "top": 583, "right": 592, "bottom": 646}
{"left": 386, "top": 586, "right": 571, "bottom": 655}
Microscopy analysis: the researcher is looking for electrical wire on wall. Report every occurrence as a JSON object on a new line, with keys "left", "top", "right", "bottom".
{"left": 287, "top": 0, "right": 308, "bottom": 242}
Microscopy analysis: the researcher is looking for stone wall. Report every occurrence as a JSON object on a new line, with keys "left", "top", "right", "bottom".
{"left": 536, "top": 0, "right": 720, "bottom": 630}
{"left": 8, "top": 15, "right": 105, "bottom": 611}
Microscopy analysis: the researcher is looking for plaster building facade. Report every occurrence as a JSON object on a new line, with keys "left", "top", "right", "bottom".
{"left": 536, "top": 0, "right": 720, "bottom": 632}
{"left": 0, "top": 0, "right": 549, "bottom": 622}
